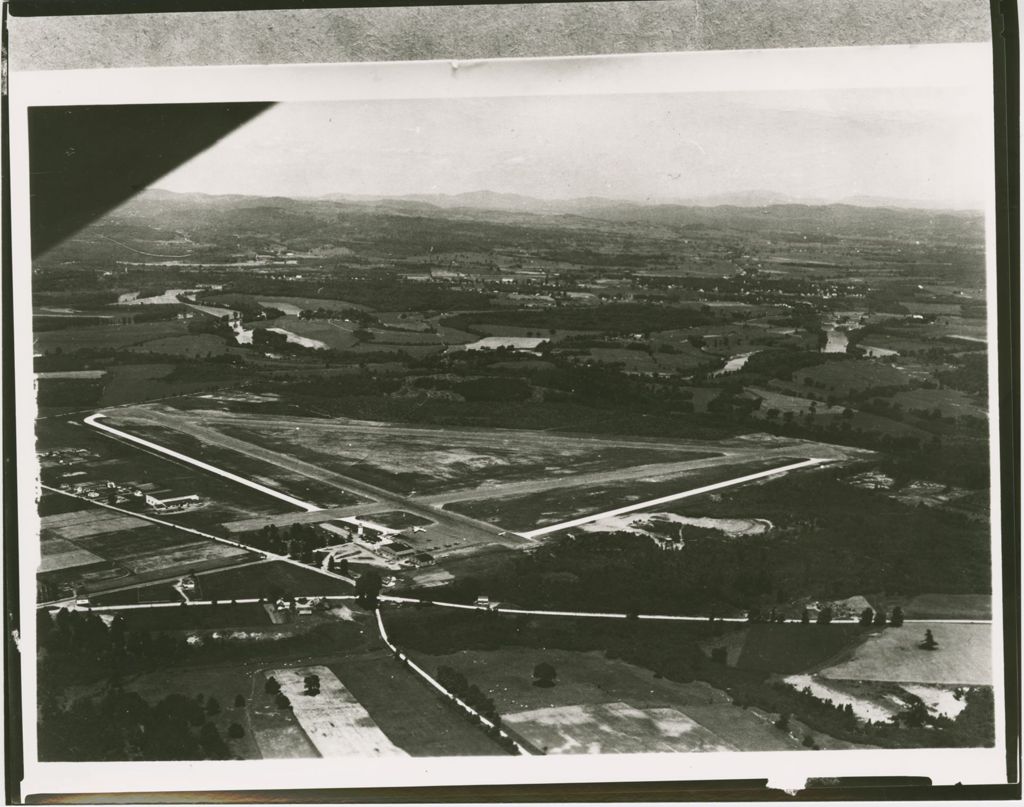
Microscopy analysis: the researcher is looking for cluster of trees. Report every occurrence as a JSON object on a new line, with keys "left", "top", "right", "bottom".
{"left": 858, "top": 606, "right": 905, "bottom": 627}
{"left": 252, "top": 522, "right": 330, "bottom": 563}
{"left": 435, "top": 666, "right": 500, "bottom": 724}
{"left": 263, "top": 676, "right": 294, "bottom": 710}
{"left": 412, "top": 375, "right": 533, "bottom": 403}
{"left": 416, "top": 475, "right": 989, "bottom": 616}
{"left": 38, "top": 688, "right": 245, "bottom": 761}
{"left": 299, "top": 307, "right": 378, "bottom": 326}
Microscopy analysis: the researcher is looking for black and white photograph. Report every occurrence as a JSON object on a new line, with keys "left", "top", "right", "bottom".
{"left": 4, "top": 13, "right": 1015, "bottom": 800}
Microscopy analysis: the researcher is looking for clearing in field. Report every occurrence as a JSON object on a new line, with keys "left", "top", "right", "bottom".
{"left": 819, "top": 623, "right": 992, "bottom": 686}
{"left": 267, "top": 666, "right": 406, "bottom": 757}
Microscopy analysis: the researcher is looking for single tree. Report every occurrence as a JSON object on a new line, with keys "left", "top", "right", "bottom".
{"left": 275, "top": 693, "right": 292, "bottom": 711}
{"left": 199, "top": 722, "right": 229, "bottom": 760}
{"left": 800, "top": 608, "right": 811, "bottom": 625}
{"left": 356, "top": 570, "right": 383, "bottom": 607}
{"left": 873, "top": 609, "right": 887, "bottom": 627}
{"left": 205, "top": 697, "right": 221, "bottom": 716}
{"left": 234, "top": 694, "right": 246, "bottom": 708}
{"left": 920, "top": 629, "right": 939, "bottom": 650}
{"left": 890, "top": 606, "right": 905, "bottom": 627}
{"left": 532, "top": 662, "right": 557, "bottom": 688}
{"left": 303, "top": 674, "right": 321, "bottom": 696}
{"left": 816, "top": 606, "right": 833, "bottom": 625}
{"left": 264, "top": 676, "right": 281, "bottom": 696}
{"left": 859, "top": 607, "right": 874, "bottom": 626}
{"left": 775, "top": 713, "right": 790, "bottom": 731}
{"left": 227, "top": 723, "right": 245, "bottom": 739}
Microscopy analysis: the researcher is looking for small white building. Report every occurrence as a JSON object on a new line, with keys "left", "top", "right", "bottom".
{"left": 145, "top": 492, "right": 201, "bottom": 512}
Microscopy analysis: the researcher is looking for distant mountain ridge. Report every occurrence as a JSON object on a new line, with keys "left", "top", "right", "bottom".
{"left": 312, "top": 188, "right": 979, "bottom": 216}
{"left": 123, "top": 187, "right": 984, "bottom": 246}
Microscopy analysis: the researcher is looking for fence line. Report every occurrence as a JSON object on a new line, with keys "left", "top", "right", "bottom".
{"left": 373, "top": 607, "right": 535, "bottom": 756}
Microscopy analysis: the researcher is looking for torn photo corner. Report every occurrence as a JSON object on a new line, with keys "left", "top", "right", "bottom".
{"left": 6, "top": 41, "right": 1012, "bottom": 798}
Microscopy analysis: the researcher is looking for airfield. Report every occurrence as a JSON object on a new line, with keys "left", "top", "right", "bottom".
{"left": 35, "top": 394, "right": 993, "bottom": 759}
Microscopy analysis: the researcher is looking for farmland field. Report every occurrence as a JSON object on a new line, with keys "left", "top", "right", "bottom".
{"left": 890, "top": 388, "right": 986, "bottom": 419}
{"left": 91, "top": 583, "right": 180, "bottom": 605}
{"left": 794, "top": 360, "right": 912, "bottom": 394}
{"left": 819, "top": 622, "right": 992, "bottom": 686}
{"left": 263, "top": 316, "right": 359, "bottom": 351}
{"left": 328, "top": 650, "right": 506, "bottom": 756}
{"left": 36, "top": 499, "right": 256, "bottom": 596}
{"left": 195, "top": 561, "right": 355, "bottom": 600}
{"left": 115, "top": 603, "right": 273, "bottom": 631}
{"left": 34, "top": 320, "right": 189, "bottom": 353}
{"left": 727, "top": 624, "right": 869, "bottom": 674}
{"left": 127, "top": 333, "right": 231, "bottom": 357}
{"left": 409, "top": 647, "right": 803, "bottom": 754}
{"left": 903, "top": 594, "right": 992, "bottom": 620}
{"left": 267, "top": 665, "right": 405, "bottom": 757}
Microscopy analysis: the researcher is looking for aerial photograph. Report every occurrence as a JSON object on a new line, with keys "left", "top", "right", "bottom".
{"left": 28, "top": 81, "right": 997, "bottom": 762}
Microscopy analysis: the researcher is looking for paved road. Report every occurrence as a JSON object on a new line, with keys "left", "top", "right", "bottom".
{"left": 520, "top": 458, "right": 828, "bottom": 539}
{"left": 43, "top": 591, "right": 993, "bottom": 626}
{"left": 413, "top": 452, "right": 811, "bottom": 507}
{"left": 86, "top": 413, "right": 321, "bottom": 511}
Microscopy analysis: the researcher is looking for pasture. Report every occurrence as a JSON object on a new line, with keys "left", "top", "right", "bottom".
{"left": 195, "top": 561, "right": 354, "bottom": 600}
{"left": 729, "top": 624, "right": 869, "bottom": 674}
{"left": 414, "top": 647, "right": 802, "bottom": 754}
{"left": 902, "top": 594, "right": 991, "bottom": 620}
{"left": 891, "top": 388, "right": 985, "bottom": 419}
{"left": 127, "top": 333, "right": 231, "bottom": 357}
{"left": 794, "top": 360, "right": 912, "bottom": 395}
{"left": 819, "top": 623, "right": 992, "bottom": 686}
{"left": 329, "top": 650, "right": 506, "bottom": 756}
{"left": 34, "top": 320, "right": 189, "bottom": 354}
{"left": 264, "top": 316, "right": 359, "bottom": 351}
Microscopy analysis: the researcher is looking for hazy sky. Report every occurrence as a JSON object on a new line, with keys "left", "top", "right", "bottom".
{"left": 155, "top": 86, "right": 990, "bottom": 209}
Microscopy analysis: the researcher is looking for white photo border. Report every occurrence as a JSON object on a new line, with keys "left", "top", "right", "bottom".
{"left": 8, "top": 42, "right": 1007, "bottom": 798}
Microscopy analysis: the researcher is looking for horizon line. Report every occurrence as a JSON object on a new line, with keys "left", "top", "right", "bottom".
{"left": 144, "top": 186, "right": 983, "bottom": 213}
